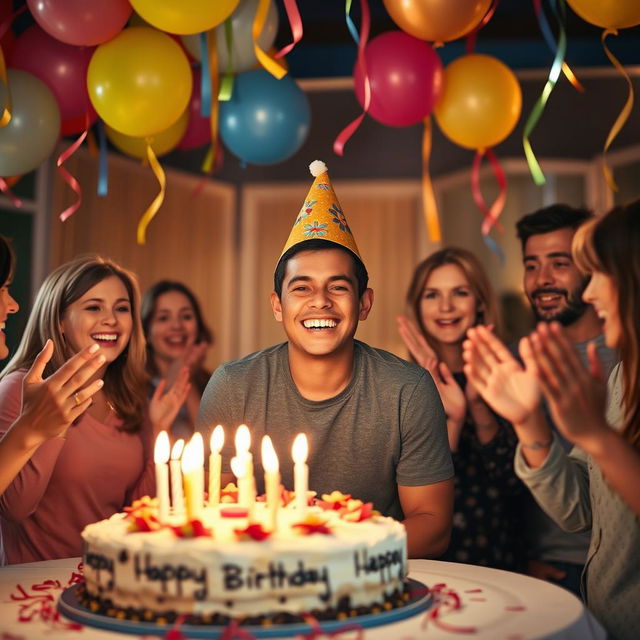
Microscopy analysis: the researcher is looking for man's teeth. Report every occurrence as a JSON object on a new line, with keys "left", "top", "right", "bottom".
{"left": 92, "top": 334, "right": 117, "bottom": 341}
{"left": 303, "top": 319, "right": 337, "bottom": 329}
{"left": 537, "top": 295, "right": 561, "bottom": 302}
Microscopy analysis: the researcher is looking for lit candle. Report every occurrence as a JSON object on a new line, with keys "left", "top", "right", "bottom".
{"left": 261, "top": 435, "right": 280, "bottom": 531}
{"left": 292, "top": 433, "right": 309, "bottom": 517}
{"left": 170, "top": 439, "right": 185, "bottom": 515}
{"left": 208, "top": 425, "right": 224, "bottom": 507}
{"left": 231, "top": 455, "right": 255, "bottom": 521}
{"left": 235, "top": 424, "right": 255, "bottom": 504}
{"left": 182, "top": 433, "right": 204, "bottom": 521}
{"left": 154, "top": 431, "right": 170, "bottom": 523}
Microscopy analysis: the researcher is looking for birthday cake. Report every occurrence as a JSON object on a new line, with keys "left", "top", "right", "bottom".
{"left": 80, "top": 491, "right": 408, "bottom": 625}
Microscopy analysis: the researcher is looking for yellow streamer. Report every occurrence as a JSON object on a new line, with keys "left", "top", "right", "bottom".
{"left": 137, "top": 140, "right": 166, "bottom": 245}
{"left": 422, "top": 117, "right": 441, "bottom": 243}
{"left": 0, "top": 47, "right": 12, "bottom": 127}
{"left": 202, "top": 29, "right": 220, "bottom": 174}
{"left": 253, "top": 0, "right": 287, "bottom": 79}
{"left": 601, "top": 28, "right": 634, "bottom": 192}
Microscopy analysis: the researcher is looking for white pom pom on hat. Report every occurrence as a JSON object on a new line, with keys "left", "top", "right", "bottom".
{"left": 309, "top": 160, "right": 327, "bottom": 177}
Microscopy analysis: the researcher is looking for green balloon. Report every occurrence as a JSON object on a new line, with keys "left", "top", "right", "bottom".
{"left": 0, "top": 69, "right": 61, "bottom": 177}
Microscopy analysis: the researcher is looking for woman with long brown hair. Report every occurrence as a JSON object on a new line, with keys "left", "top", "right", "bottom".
{"left": 0, "top": 237, "right": 105, "bottom": 495}
{"left": 464, "top": 200, "right": 640, "bottom": 639}
{"left": 399, "top": 247, "right": 526, "bottom": 571}
{"left": 142, "top": 280, "right": 212, "bottom": 439}
{"left": 0, "top": 255, "right": 189, "bottom": 564}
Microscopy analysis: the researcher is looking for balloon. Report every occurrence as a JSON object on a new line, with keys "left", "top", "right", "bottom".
{"left": 178, "top": 69, "right": 211, "bottom": 150}
{"left": 27, "top": 0, "right": 131, "bottom": 46}
{"left": 354, "top": 31, "right": 442, "bottom": 127}
{"left": 130, "top": 0, "right": 239, "bottom": 35}
{"left": 0, "top": 70, "right": 61, "bottom": 176}
{"left": 383, "top": 0, "right": 492, "bottom": 43}
{"left": 219, "top": 69, "right": 310, "bottom": 165}
{"left": 181, "top": 0, "right": 279, "bottom": 73}
{"left": 87, "top": 27, "right": 192, "bottom": 137}
{"left": 565, "top": 0, "right": 640, "bottom": 29}
{"left": 434, "top": 54, "right": 522, "bottom": 150}
{"left": 9, "top": 25, "right": 97, "bottom": 135}
{"left": 106, "top": 110, "right": 189, "bottom": 159}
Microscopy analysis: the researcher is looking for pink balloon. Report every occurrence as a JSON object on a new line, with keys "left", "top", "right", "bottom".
{"left": 27, "top": 0, "right": 132, "bottom": 46}
{"left": 178, "top": 68, "right": 212, "bottom": 150}
{"left": 354, "top": 31, "right": 443, "bottom": 127}
{"left": 10, "top": 25, "right": 97, "bottom": 133}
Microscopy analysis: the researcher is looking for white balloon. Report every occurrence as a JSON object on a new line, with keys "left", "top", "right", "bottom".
{"left": 181, "top": 0, "right": 279, "bottom": 73}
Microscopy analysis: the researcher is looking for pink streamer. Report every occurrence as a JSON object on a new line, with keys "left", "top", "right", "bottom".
{"left": 333, "top": 0, "right": 371, "bottom": 156}
{"left": 57, "top": 115, "right": 90, "bottom": 222}
{"left": 275, "top": 0, "right": 303, "bottom": 58}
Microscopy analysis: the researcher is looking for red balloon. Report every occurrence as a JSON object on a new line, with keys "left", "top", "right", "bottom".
{"left": 27, "top": 0, "right": 132, "bottom": 46}
{"left": 354, "top": 31, "right": 443, "bottom": 127}
{"left": 178, "top": 68, "right": 212, "bottom": 150}
{"left": 10, "top": 25, "right": 97, "bottom": 133}
{"left": 0, "top": 28, "right": 15, "bottom": 59}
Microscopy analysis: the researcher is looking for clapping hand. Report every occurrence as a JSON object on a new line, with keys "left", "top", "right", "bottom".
{"left": 529, "top": 322, "right": 608, "bottom": 447}
{"left": 397, "top": 315, "right": 438, "bottom": 368}
{"left": 149, "top": 366, "right": 191, "bottom": 435}
{"left": 164, "top": 341, "right": 209, "bottom": 388}
{"left": 463, "top": 325, "right": 541, "bottom": 425}
{"left": 19, "top": 340, "right": 106, "bottom": 444}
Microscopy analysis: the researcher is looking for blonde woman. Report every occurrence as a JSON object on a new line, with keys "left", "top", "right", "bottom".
{"left": 0, "top": 256, "right": 189, "bottom": 564}
{"left": 399, "top": 247, "right": 526, "bottom": 571}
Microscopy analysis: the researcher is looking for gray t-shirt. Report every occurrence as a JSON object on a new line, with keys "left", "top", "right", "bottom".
{"left": 197, "top": 340, "right": 453, "bottom": 521}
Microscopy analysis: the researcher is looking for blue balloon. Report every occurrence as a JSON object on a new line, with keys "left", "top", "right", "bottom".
{"left": 219, "top": 69, "right": 310, "bottom": 165}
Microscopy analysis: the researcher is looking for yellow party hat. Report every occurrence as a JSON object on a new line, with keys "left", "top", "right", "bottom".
{"left": 279, "top": 160, "right": 362, "bottom": 260}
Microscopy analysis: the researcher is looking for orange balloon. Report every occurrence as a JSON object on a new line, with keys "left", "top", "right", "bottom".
{"left": 566, "top": 0, "right": 640, "bottom": 29}
{"left": 383, "top": 0, "right": 492, "bottom": 43}
{"left": 434, "top": 54, "right": 522, "bottom": 150}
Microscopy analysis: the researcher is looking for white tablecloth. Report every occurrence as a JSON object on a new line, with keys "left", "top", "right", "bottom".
{"left": 0, "top": 557, "right": 606, "bottom": 639}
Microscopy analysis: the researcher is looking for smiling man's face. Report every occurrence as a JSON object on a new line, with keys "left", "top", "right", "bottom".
{"left": 270, "top": 248, "right": 372, "bottom": 359}
{"left": 522, "top": 228, "right": 590, "bottom": 325}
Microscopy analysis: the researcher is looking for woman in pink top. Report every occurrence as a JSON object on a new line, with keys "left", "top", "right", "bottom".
{"left": 0, "top": 255, "right": 189, "bottom": 564}
{"left": 0, "top": 236, "right": 105, "bottom": 496}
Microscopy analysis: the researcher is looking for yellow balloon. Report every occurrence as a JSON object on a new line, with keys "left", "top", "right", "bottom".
{"left": 130, "top": 0, "right": 239, "bottom": 35}
{"left": 434, "top": 54, "right": 522, "bottom": 150}
{"left": 566, "top": 0, "right": 640, "bottom": 29}
{"left": 383, "top": 0, "right": 492, "bottom": 43}
{"left": 105, "top": 110, "right": 189, "bottom": 159}
{"left": 88, "top": 27, "right": 192, "bottom": 137}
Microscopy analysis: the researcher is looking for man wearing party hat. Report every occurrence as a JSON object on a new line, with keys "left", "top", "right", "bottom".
{"left": 197, "top": 161, "right": 453, "bottom": 558}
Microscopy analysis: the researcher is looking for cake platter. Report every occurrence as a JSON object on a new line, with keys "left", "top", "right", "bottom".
{"left": 58, "top": 578, "right": 432, "bottom": 638}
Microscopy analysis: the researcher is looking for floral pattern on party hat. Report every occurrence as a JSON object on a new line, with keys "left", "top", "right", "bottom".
{"left": 279, "top": 160, "right": 362, "bottom": 260}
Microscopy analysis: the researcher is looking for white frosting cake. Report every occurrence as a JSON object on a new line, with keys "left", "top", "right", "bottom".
{"left": 81, "top": 495, "right": 408, "bottom": 622}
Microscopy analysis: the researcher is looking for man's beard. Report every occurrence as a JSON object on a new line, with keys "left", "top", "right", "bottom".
{"left": 530, "top": 276, "right": 590, "bottom": 326}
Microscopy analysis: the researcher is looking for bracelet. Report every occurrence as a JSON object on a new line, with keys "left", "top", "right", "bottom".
{"left": 520, "top": 438, "right": 552, "bottom": 450}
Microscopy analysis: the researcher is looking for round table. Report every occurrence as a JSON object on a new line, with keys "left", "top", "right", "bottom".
{"left": 0, "top": 557, "right": 606, "bottom": 639}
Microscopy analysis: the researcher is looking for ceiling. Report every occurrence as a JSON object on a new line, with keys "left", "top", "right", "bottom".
{"left": 277, "top": 0, "right": 640, "bottom": 78}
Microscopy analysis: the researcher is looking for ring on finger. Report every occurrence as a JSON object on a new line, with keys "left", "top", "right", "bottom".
{"left": 73, "top": 392, "right": 82, "bottom": 406}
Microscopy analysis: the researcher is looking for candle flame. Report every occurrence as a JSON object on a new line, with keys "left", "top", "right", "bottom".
{"left": 182, "top": 433, "right": 204, "bottom": 474}
{"left": 210, "top": 424, "right": 224, "bottom": 453}
{"left": 261, "top": 435, "right": 279, "bottom": 473}
{"left": 171, "top": 438, "right": 185, "bottom": 460}
{"left": 231, "top": 455, "right": 246, "bottom": 479}
{"left": 292, "top": 433, "right": 308, "bottom": 464}
{"left": 154, "top": 431, "right": 170, "bottom": 464}
{"left": 235, "top": 424, "right": 250, "bottom": 453}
